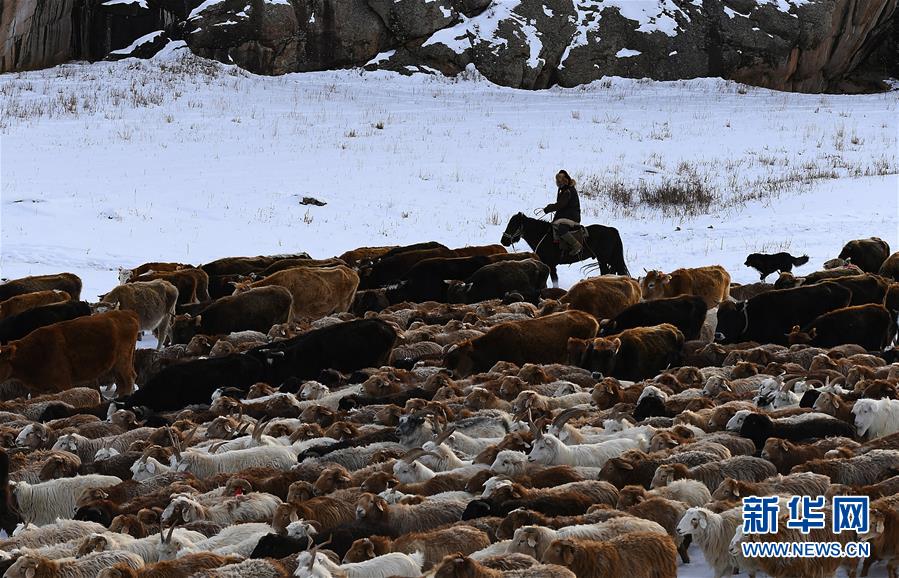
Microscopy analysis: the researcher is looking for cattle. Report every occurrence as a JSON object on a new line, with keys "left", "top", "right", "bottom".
{"left": 570, "top": 323, "right": 684, "bottom": 381}
{"left": 249, "top": 318, "right": 398, "bottom": 384}
{"left": 640, "top": 266, "right": 730, "bottom": 308}
{"left": 454, "top": 244, "right": 508, "bottom": 257}
{"left": 0, "top": 301, "right": 92, "bottom": 344}
{"left": 99, "top": 279, "right": 179, "bottom": 350}
{"left": 200, "top": 253, "right": 312, "bottom": 277}
{"left": 118, "top": 262, "right": 191, "bottom": 284}
{"left": 0, "top": 273, "right": 82, "bottom": 302}
{"left": 359, "top": 247, "right": 457, "bottom": 289}
{"left": 744, "top": 252, "right": 809, "bottom": 281}
{"left": 560, "top": 276, "right": 641, "bottom": 321}
{"left": 255, "top": 257, "right": 347, "bottom": 278}
{"left": 879, "top": 252, "right": 899, "bottom": 281}
{"left": 117, "top": 353, "right": 266, "bottom": 411}
{"left": 886, "top": 283, "right": 899, "bottom": 314}
{"left": 819, "top": 274, "right": 889, "bottom": 306}
{"left": 789, "top": 304, "right": 894, "bottom": 351}
{"left": 448, "top": 259, "right": 550, "bottom": 304}
{"left": 134, "top": 268, "right": 209, "bottom": 304}
{"left": 171, "top": 286, "right": 293, "bottom": 343}
{"left": 0, "top": 310, "right": 139, "bottom": 396}
{"left": 838, "top": 237, "right": 891, "bottom": 273}
{"left": 599, "top": 295, "right": 707, "bottom": 341}
{"left": 0, "top": 290, "right": 71, "bottom": 321}
{"left": 443, "top": 311, "right": 598, "bottom": 377}
{"left": 234, "top": 266, "right": 359, "bottom": 321}
{"left": 389, "top": 253, "right": 535, "bottom": 303}
{"left": 338, "top": 246, "right": 397, "bottom": 267}
{"left": 716, "top": 283, "right": 852, "bottom": 345}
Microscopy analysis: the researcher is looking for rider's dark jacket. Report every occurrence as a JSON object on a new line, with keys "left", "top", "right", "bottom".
{"left": 545, "top": 184, "right": 581, "bottom": 223}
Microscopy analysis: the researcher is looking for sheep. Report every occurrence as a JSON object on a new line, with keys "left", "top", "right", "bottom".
{"left": 507, "top": 517, "right": 667, "bottom": 560}
{"left": 739, "top": 412, "right": 856, "bottom": 450}
{"left": 75, "top": 529, "right": 207, "bottom": 563}
{"left": 97, "top": 553, "right": 244, "bottom": 578}
{"left": 4, "top": 551, "right": 144, "bottom": 578}
{"left": 161, "top": 493, "right": 281, "bottom": 526}
{"left": 858, "top": 500, "right": 899, "bottom": 578}
{"left": 791, "top": 449, "right": 899, "bottom": 485}
{"left": 186, "top": 558, "right": 288, "bottom": 578}
{"left": 761, "top": 436, "right": 859, "bottom": 474}
{"left": 853, "top": 397, "right": 899, "bottom": 439}
{"left": 616, "top": 479, "right": 711, "bottom": 510}
{"left": 295, "top": 546, "right": 423, "bottom": 578}
{"left": 651, "top": 455, "right": 777, "bottom": 491}
{"left": 542, "top": 532, "right": 678, "bottom": 578}
{"left": 432, "top": 553, "right": 576, "bottom": 578}
{"left": 711, "top": 472, "right": 831, "bottom": 502}
{"left": 527, "top": 432, "right": 642, "bottom": 468}
{"left": 354, "top": 493, "right": 467, "bottom": 535}
{"left": 156, "top": 522, "right": 273, "bottom": 560}
{"left": 11, "top": 475, "right": 123, "bottom": 525}
{"left": 169, "top": 442, "right": 297, "bottom": 478}
{"left": 676, "top": 507, "right": 742, "bottom": 578}
{"left": 52, "top": 430, "right": 157, "bottom": 463}
{"left": 0, "top": 520, "right": 107, "bottom": 551}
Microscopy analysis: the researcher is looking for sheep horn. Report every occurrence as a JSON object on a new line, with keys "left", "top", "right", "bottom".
{"left": 253, "top": 417, "right": 271, "bottom": 442}
{"left": 182, "top": 425, "right": 199, "bottom": 447}
{"left": 236, "top": 421, "right": 251, "bottom": 437}
{"left": 552, "top": 408, "right": 588, "bottom": 430}
{"left": 527, "top": 409, "right": 542, "bottom": 439}
{"left": 208, "top": 441, "right": 227, "bottom": 454}
{"left": 433, "top": 425, "right": 456, "bottom": 446}
{"left": 165, "top": 522, "right": 177, "bottom": 544}
{"left": 401, "top": 448, "right": 427, "bottom": 463}
{"left": 168, "top": 429, "right": 182, "bottom": 461}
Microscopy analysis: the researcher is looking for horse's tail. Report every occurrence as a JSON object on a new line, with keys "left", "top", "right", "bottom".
{"left": 609, "top": 228, "right": 630, "bottom": 276}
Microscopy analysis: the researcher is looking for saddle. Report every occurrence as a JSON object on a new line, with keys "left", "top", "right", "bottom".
{"left": 570, "top": 225, "right": 588, "bottom": 245}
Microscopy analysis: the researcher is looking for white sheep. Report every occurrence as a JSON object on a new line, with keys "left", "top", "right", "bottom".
{"left": 156, "top": 522, "right": 273, "bottom": 561}
{"left": 170, "top": 444, "right": 297, "bottom": 477}
{"left": 853, "top": 398, "right": 899, "bottom": 439}
{"left": 130, "top": 455, "right": 171, "bottom": 481}
{"left": 527, "top": 433, "right": 642, "bottom": 467}
{"left": 78, "top": 529, "right": 206, "bottom": 563}
{"left": 52, "top": 430, "right": 155, "bottom": 462}
{"left": 676, "top": 507, "right": 742, "bottom": 578}
{"left": 4, "top": 550, "right": 144, "bottom": 578}
{"left": 0, "top": 519, "right": 106, "bottom": 551}
{"left": 295, "top": 549, "right": 423, "bottom": 578}
{"left": 509, "top": 517, "right": 667, "bottom": 560}
{"left": 11, "top": 475, "right": 123, "bottom": 526}
{"left": 162, "top": 493, "right": 282, "bottom": 525}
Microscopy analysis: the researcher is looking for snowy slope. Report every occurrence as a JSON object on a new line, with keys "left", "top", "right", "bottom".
{"left": 1, "top": 48, "right": 897, "bottom": 302}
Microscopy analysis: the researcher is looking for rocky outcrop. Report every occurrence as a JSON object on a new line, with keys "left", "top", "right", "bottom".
{"left": 2, "top": 0, "right": 896, "bottom": 94}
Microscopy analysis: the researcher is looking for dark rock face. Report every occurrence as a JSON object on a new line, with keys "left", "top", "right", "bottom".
{"left": 1, "top": 0, "right": 896, "bottom": 94}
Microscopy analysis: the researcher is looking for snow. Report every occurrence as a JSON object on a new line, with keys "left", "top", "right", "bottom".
{"left": 109, "top": 31, "right": 164, "bottom": 56}
{"left": 366, "top": 50, "right": 397, "bottom": 67}
{"left": 102, "top": 0, "right": 149, "bottom": 8}
{"left": 616, "top": 48, "right": 642, "bottom": 58}
{"left": 1, "top": 56, "right": 897, "bottom": 307}
{"left": 188, "top": 0, "right": 225, "bottom": 20}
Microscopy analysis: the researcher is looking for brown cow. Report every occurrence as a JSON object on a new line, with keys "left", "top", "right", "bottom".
{"left": 99, "top": 279, "right": 179, "bottom": 349}
{"left": 134, "top": 268, "right": 209, "bottom": 304}
{"left": 0, "top": 273, "right": 82, "bottom": 302}
{"left": 640, "top": 265, "right": 730, "bottom": 308}
{"left": 0, "top": 310, "right": 139, "bottom": 396}
{"left": 443, "top": 310, "right": 599, "bottom": 377}
{"left": 338, "top": 246, "right": 397, "bottom": 267}
{"left": 569, "top": 323, "right": 684, "bottom": 381}
{"left": 454, "top": 244, "right": 508, "bottom": 257}
{"left": 233, "top": 265, "right": 359, "bottom": 321}
{"left": 118, "top": 262, "right": 190, "bottom": 284}
{"left": 838, "top": 237, "right": 891, "bottom": 273}
{"left": 0, "top": 290, "right": 71, "bottom": 321}
{"left": 879, "top": 252, "right": 899, "bottom": 282}
{"left": 561, "top": 276, "right": 641, "bottom": 320}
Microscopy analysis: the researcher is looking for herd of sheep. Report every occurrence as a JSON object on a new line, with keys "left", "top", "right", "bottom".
{"left": 0, "top": 236, "right": 897, "bottom": 578}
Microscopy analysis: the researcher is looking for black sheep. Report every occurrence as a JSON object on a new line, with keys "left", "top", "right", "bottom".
{"left": 739, "top": 412, "right": 855, "bottom": 451}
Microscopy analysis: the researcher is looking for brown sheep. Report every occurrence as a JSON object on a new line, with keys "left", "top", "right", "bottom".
{"left": 761, "top": 437, "right": 859, "bottom": 474}
{"left": 542, "top": 532, "right": 678, "bottom": 578}
{"left": 433, "top": 553, "right": 576, "bottom": 578}
{"left": 444, "top": 311, "right": 598, "bottom": 377}
{"left": 640, "top": 266, "right": 730, "bottom": 308}
{"left": 560, "top": 276, "right": 641, "bottom": 321}
{"left": 344, "top": 525, "right": 491, "bottom": 570}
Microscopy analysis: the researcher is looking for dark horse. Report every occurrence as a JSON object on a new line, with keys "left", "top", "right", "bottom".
{"left": 500, "top": 212, "right": 629, "bottom": 287}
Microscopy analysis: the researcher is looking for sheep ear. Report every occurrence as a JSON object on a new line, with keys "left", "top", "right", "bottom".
{"left": 25, "top": 568, "right": 35, "bottom": 578}
{"left": 195, "top": 315, "right": 202, "bottom": 327}
{"left": 375, "top": 500, "right": 385, "bottom": 512}
{"left": 733, "top": 487, "right": 740, "bottom": 497}
{"left": 699, "top": 515, "right": 708, "bottom": 529}
{"left": 611, "top": 338, "right": 621, "bottom": 353}
{"left": 146, "top": 462, "right": 156, "bottom": 474}
{"left": 876, "top": 520, "right": 885, "bottom": 533}
{"left": 290, "top": 511, "right": 299, "bottom": 522}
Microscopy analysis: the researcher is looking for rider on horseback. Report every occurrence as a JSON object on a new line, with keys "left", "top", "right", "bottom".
{"left": 543, "top": 170, "right": 582, "bottom": 257}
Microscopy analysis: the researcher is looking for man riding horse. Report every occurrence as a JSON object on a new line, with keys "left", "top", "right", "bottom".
{"left": 543, "top": 170, "right": 582, "bottom": 257}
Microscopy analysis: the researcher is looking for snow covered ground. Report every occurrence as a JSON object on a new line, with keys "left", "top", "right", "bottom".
{"left": 1, "top": 45, "right": 897, "bottom": 301}
{"left": 1, "top": 46, "right": 897, "bottom": 577}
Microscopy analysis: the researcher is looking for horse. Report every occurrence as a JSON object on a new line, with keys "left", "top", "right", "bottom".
{"left": 500, "top": 212, "right": 629, "bottom": 287}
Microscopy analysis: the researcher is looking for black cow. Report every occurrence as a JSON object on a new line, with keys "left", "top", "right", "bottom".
{"left": 171, "top": 286, "right": 293, "bottom": 343}
{"left": 448, "top": 259, "right": 549, "bottom": 304}
{"left": 716, "top": 283, "right": 852, "bottom": 345}
{"left": 388, "top": 255, "right": 495, "bottom": 303}
{"left": 600, "top": 295, "right": 707, "bottom": 340}
{"left": 838, "top": 237, "right": 891, "bottom": 273}
{"left": 818, "top": 274, "right": 889, "bottom": 306}
{"left": 795, "top": 303, "right": 894, "bottom": 351}
{"left": 359, "top": 246, "right": 456, "bottom": 289}
{"left": 200, "top": 253, "right": 311, "bottom": 277}
{"left": 248, "top": 318, "right": 397, "bottom": 384}
{"left": 0, "top": 301, "right": 91, "bottom": 344}
{"left": 117, "top": 353, "right": 266, "bottom": 412}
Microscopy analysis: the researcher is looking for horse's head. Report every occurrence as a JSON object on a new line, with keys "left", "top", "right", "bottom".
{"left": 501, "top": 212, "right": 526, "bottom": 247}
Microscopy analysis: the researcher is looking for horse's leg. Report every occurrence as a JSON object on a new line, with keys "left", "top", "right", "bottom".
{"left": 551, "top": 266, "right": 559, "bottom": 289}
